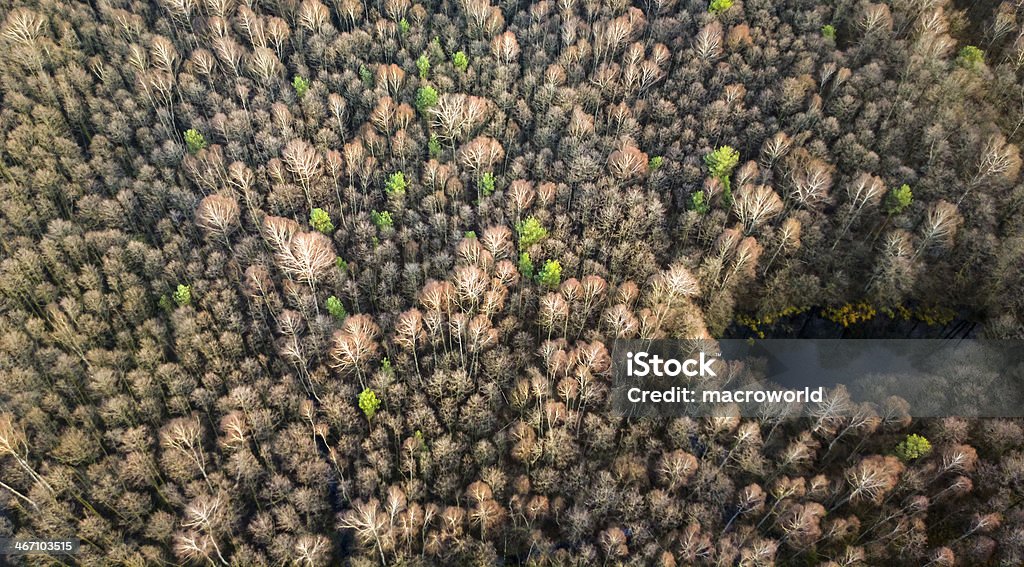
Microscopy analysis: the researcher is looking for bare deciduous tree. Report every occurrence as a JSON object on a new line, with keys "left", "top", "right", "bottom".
{"left": 282, "top": 139, "right": 323, "bottom": 208}
{"left": 760, "top": 131, "right": 792, "bottom": 169}
{"left": 783, "top": 150, "right": 833, "bottom": 209}
{"left": 294, "top": 534, "right": 331, "bottom": 566}
{"left": 286, "top": 231, "right": 336, "bottom": 286}
{"left": 2, "top": 8, "right": 46, "bottom": 47}
{"left": 603, "top": 304, "right": 639, "bottom": 338}
{"left": 844, "top": 455, "right": 903, "bottom": 505}
{"left": 831, "top": 173, "right": 884, "bottom": 249}
{"left": 195, "top": 194, "right": 240, "bottom": 243}
{"left": 376, "top": 64, "right": 405, "bottom": 97}
{"left": 160, "top": 416, "right": 213, "bottom": 489}
{"left": 248, "top": 47, "right": 282, "bottom": 86}
{"left": 490, "top": 31, "right": 520, "bottom": 64}
{"left": 0, "top": 413, "right": 52, "bottom": 508}
{"left": 330, "top": 315, "right": 382, "bottom": 386}
{"left": 339, "top": 499, "right": 389, "bottom": 564}
{"left": 458, "top": 136, "right": 504, "bottom": 175}
{"left": 506, "top": 180, "right": 535, "bottom": 221}
{"left": 963, "top": 134, "right": 1021, "bottom": 205}
{"left": 733, "top": 185, "right": 784, "bottom": 234}
{"left": 150, "top": 35, "right": 178, "bottom": 73}
{"left": 694, "top": 21, "right": 723, "bottom": 63}
{"left": 607, "top": 144, "right": 648, "bottom": 180}
{"left": 299, "top": 0, "right": 331, "bottom": 34}
{"left": 430, "top": 94, "right": 490, "bottom": 146}
{"left": 914, "top": 200, "right": 960, "bottom": 259}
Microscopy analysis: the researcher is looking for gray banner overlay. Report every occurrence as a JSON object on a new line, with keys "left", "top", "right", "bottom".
{"left": 611, "top": 339, "right": 1024, "bottom": 418}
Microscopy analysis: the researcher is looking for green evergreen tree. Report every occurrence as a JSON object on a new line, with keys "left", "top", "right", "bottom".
{"left": 385, "top": 172, "right": 407, "bottom": 196}
{"left": 691, "top": 191, "right": 710, "bottom": 214}
{"left": 885, "top": 184, "right": 913, "bottom": 214}
{"left": 537, "top": 259, "right": 562, "bottom": 288}
{"left": 705, "top": 146, "right": 740, "bottom": 205}
{"left": 293, "top": 75, "right": 310, "bottom": 98}
{"left": 453, "top": 51, "right": 468, "bottom": 71}
{"left": 417, "top": 54, "right": 431, "bottom": 78}
{"left": 709, "top": 0, "right": 734, "bottom": 14}
{"left": 358, "top": 388, "right": 381, "bottom": 421}
{"left": 479, "top": 172, "right": 496, "bottom": 196}
{"left": 371, "top": 210, "right": 394, "bottom": 229}
{"left": 516, "top": 216, "right": 547, "bottom": 250}
{"left": 957, "top": 46, "right": 984, "bottom": 68}
{"left": 705, "top": 146, "right": 740, "bottom": 181}
{"left": 184, "top": 129, "right": 207, "bottom": 154}
{"left": 822, "top": 24, "right": 836, "bottom": 39}
{"left": 518, "top": 252, "right": 535, "bottom": 279}
{"left": 359, "top": 65, "right": 373, "bottom": 85}
{"left": 173, "top": 284, "right": 192, "bottom": 307}
{"left": 895, "top": 434, "right": 932, "bottom": 461}
{"left": 416, "top": 86, "right": 439, "bottom": 113}
{"left": 158, "top": 294, "right": 174, "bottom": 312}
{"left": 310, "top": 208, "right": 334, "bottom": 234}
{"left": 326, "top": 296, "right": 347, "bottom": 320}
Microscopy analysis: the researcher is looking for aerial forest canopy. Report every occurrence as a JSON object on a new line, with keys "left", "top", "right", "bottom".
{"left": 1, "top": 0, "right": 1023, "bottom": 564}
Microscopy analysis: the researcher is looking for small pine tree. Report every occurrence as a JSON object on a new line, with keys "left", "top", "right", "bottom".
{"left": 516, "top": 216, "right": 548, "bottom": 250}
{"left": 464, "top": 231, "right": 477, "bottom": 239}
{"left": 649, "top": 156, "right": 664, "bottom": 171}
{"left": 709, "top": 0, "right": 734, "bottom": 14}
{"left": 957, "top": 46, "right": 984, "bottom": 68}
{"left": 310, "top": 208, "right": 334, "bottom": 234}
{"left": 293, "top": 75, "right": 310, "bottom": 98}
{"left": 428, "top": 135, "right": 442, "bottom": 158}
{"left": 158, "top": 294, "right": 174, "bottom": 312}
{"left": 371, "top": 210, "right": 394, "bottom": 229}
{"left": 453, "top": 51, "right": 468, "bottom": 71}
{"left": 705, "top": 146, "right": 740, "bottom": 180}
{"left": 885, "top": 184, "right": 913, "bottom": 214}
{"left": 415, "top": 86, "right": 439, "bottom": 113}
{"left": 326, "top": 296, "right": 347, "bottom": 320}
{"left": 417, "top": 54, "right": 431, "bottom": 78}
{"left": 359, "top": 65, "right": 373, "bottom": 85}
{"left": 705, "top": 146, "right": 740, "bottom": 204}
{"left": 398, "top": 18, "right": 410, "bottom": 35}
{"left": 691, "top": 191, "right": 710, "bottom": 214}
{"left": 184, "top": 129, "right": 207, "bottom": 154}
{"left": 537, "top": 259, "right": 562, "bottom": 288}
{"left": 479, "top": 172, "right": 496, "bottom": 196}
{"left": 518, "top": 252, "right": 535, "bottom": 279}
{"left": 358, "top": 388, "right": 381, "bottom": 421}
{"left": 822, "top": 24, "right": 836, "bottom": 39}
{"left": 895, "top": 434, "right": 932, "bottom": 461}
{"left": 336, "top": 257, "right": 349, "bottom": 272}
{"left": 173, "top": 284, "right": 192, "bottom": 307}
{"left": 385, "top": 172, "right": 407, "bottom": 196}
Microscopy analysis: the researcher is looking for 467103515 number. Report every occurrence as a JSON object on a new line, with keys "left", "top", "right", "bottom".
{"left": 0, "top": 538, "right": 80, "bottom": 555}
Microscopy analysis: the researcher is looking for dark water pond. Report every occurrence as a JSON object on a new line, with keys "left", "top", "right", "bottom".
{"left": 723, "top": 308, "right": 978, "bottom": 340}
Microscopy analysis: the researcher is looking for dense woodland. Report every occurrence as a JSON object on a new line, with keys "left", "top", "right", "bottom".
{"left": 1, "top": 0, "right": 1024, "bottom": 564}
